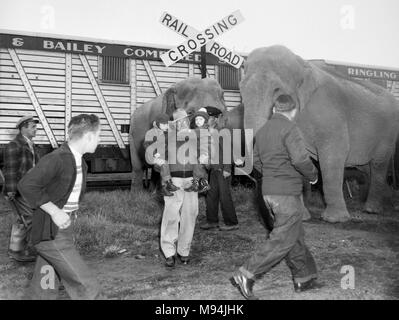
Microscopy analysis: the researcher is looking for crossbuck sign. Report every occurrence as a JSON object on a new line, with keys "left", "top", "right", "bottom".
{"left": 160, "top": 10, "right": 245, "bottom": 69}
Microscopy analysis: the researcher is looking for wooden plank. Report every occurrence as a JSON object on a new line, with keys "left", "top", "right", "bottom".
{"left": 65, "top": 53, "right": 72, "bottom": 139}
{"left": 0, "top": 110, "right": 63, "bottom": 118}
{"left": 0, "top": 84, "right": 66, "bottom": 94}
{"left": 86, "top": 172, "right": 133, "bottom": 182}
{"left": 143, "top": 60, "right": 162, "bottom": 96}
{"left": 0, "top": 72, "right": 66, "bottom": 82}
{"left": 188, "top": 63, "right": 194, "bottom": 77}
{"left": 79, "top": 54, "right": 125, "bottom": 149}
{"left": 7, "top": 49, "right": 58, "bottom": 147}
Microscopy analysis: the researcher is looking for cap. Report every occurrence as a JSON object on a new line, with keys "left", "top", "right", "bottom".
{"left": 274, "top": 94, "right": 296, "bottom": 112}
{"left": 155, "top": 113, "right": 170, "bottom": 125}
{"left": 204, "top": 106, "right": 222, "bottom": 117}
{"left": 194, "top": 109, "right": 209, "bottom": 121}
{"left": 172, "top": 109, "right": 189, "bottom": 121}
{"left": 16, "top": 116, "right": 39, "bottom": 129}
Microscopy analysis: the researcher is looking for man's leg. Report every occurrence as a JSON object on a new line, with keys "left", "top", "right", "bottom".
{"left": 239, "top": 195, "right": 303, "bottom": 280}
{"left": 160, "top": 178, "right": 184, "bottom": 258}
{"left": 203, "top": 170, "right": 220, "bottom": 227}
{"left": 285, "top": 200, "right": 317, "bottom": 283}
{"left": 218, "top": 174, "right": 238, "bottom": 226}
{"left": 8, "top": 196, "right": 36, "bottom": 261}
{"left": 33, "top": 226, "right": 101, "bottom": 300}
{"left": 177, "top": 182, "right": 199, "bottom": 258}
{"left": 24, "top": 255, "right": 60, "bottom": 300}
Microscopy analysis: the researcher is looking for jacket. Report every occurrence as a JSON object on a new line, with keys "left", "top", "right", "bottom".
{"left": 2, "top": 133, "right": 40, "bottom": 194}
{"left": 17, "top": 143, "right": 87, "bottom": 245}
{"left": 209, "top": 128, "right": 232, "bottom": 173}
{"left": 254, "top": 113, "right": 317, "bottom": 195}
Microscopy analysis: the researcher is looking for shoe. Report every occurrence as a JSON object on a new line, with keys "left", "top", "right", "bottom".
{"left": 294, "top": 278, "right": 324, "bottom": 293}
{"left": 8, "top": 250, "right": 36, "bottom": 263}
{"left": 198, "top": 178, "right": 211, "bottom": 193}
{"left": 230, "top": 273, "right": 258, "bottom": 300}
{"left": 200, "top": 222, "right": 219, "bottom": 230}
{"left": 178, "top": 254, "right": 190, "bottom": 265}
{"left": 161, "top": 185, "right": 174, "bottom": 197}
{"left": 165, "top": 256, "right": 175, "bottom": 268}
{"left": 165, "top": 179, "right": 179, "bottom": 192}
{"left": 219, "top": 224, "right": 239, "bottom": 231}
{"left": 184, "top": 178, "right": 199, "bottom": 192}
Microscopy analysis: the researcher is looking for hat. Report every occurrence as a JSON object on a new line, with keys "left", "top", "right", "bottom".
{"left": 172, "top": 109, "right": 189, "bottom": 121}
{"left": 16, "top": 116, "right": 39, "bottom": 129}
{"left": 204, "top": 106, "right": 222, "bottom": 117}
{"left": 194, "top": 108, "right": 209, "bottom": 121}
{"left": 274, "top": 94, "right": 296, "bottom": 112}
{"left": 155, "top": 113, "right": 170, "bottom": 125}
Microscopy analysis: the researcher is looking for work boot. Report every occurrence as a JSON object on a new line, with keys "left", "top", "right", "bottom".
{"left": 8, "top": 249, "right": 36, "bottom": 263}
{"left": 184, "top": 178, "right": 199, "bottom": 192}
{"left": 165, "top": 256, "right": 175, "bottom": 268}
{"left": 219, "top": 224, "right": 239, "bottom": 231}
{"left": 230, "top": 272, "right": 258, "bottom": 300}
{"left": 200, "top": 221, "right": 219, "bottom": 230}
{"left": 165, "top": 179, "right": 179, "bottom": 192}
{"left": 294, "top": 278, "right": 324, "bottom": 293}
{"left": 161, "top": 184, "right": 174, "bottom": 197}
{"left": 198, "top": 178, "right": 211, "bottom": 193}
{"left": 177, "top": 254, "right": 190, "bottom": 265}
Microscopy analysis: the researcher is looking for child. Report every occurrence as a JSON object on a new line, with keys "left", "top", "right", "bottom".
{"left": 143, "top": 113, "right": 178, "bottom": 196}
{"left": 186, "top": 108, "right": 212, "bottom": 193}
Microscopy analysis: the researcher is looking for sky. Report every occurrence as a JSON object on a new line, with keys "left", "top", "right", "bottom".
{"left": 0, "top": 0, "right": 398, "bottom": 68}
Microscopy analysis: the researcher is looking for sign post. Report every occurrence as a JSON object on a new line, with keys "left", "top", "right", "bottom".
{"left": 159, "top": 11, "right": 245, "bottom": 69}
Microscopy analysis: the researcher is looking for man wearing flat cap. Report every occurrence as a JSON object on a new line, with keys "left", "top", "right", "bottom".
{"left": 3, "top": 115, "right": 39, "bottom": 262}
{"left": 231, "top": 94, "right": 321, "bottom": 299}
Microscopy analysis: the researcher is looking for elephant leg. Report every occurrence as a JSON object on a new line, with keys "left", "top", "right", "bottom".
{"left": 319, "top": 150, "right": 350, "bottom": 223}
{"left": 364, "top": 154, "right": 390, "bottom": 214}
{"left": 131, "top": 169, "right": 144, "bottom": 190}
{"left": 300, "top": 194, "right": 312, "bottom": 221}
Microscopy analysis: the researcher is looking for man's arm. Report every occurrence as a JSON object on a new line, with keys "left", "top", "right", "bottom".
{"left": 3, "top": 141, "right": 21, "bottom": 195}
{"left": 284, "top": 126, "right": 318, "bottom": 182}
{"left": 18, "top": 154, "right": 71, "bottom": 229}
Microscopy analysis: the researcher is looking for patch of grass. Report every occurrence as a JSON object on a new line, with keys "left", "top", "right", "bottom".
{"left": 74, "top": 190, "right": 163, "bottom": 254}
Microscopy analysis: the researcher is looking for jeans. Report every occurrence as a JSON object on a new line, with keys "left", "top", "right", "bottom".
{"left": 160, "top": 177, "right": 199, "bottom": 258}
{"left": 205, "top": 169, "right": 238, "bottom": 226}
{"left": 25, "top": 216, "right": 101, "bottom": 300}
{"left": 8, "top": 196, "right": 34, "bottom": 252}
{"left": 239, "top": 195, "right": 317, "bottom": 283}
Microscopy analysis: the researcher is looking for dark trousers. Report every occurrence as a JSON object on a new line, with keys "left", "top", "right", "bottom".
{"left": 25, "top": 218, "right": 101, "bottom": 300}
{"left": 205, "top": 169, "right": 238, "bottom": 226}
{"left": 8, "top": 196, "right": 33, "bottom": 252}
{"left": 239, "top": 195, "right": 317, "bottom": 283}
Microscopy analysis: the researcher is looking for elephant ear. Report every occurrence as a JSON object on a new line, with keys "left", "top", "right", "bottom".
{"left": 162, "top": 86, "right": 177, "bottom": 118}
{"left": 295, "top": 57, "right": 318, "bottom": 111}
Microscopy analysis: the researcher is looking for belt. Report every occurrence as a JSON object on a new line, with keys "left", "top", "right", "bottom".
{"left": 171, "top": 171, "right": 193, "bottom": 178}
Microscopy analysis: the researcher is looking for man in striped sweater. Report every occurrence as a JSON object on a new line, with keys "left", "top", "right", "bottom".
{"left": 18, "top": 114, "right": 102, "bottom": 300}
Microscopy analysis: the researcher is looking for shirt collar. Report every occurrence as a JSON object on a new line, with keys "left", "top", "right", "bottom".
{"left": 22, "top": 134, "right": 33, "bottom": 144}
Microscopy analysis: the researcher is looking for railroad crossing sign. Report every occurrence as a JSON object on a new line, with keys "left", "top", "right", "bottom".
{"left": 160, "top": 10, "right": 245, "bottom": 69}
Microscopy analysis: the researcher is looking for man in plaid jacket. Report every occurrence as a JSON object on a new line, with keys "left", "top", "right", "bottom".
{"left": 3, "top": 116, "right": 39, "bottom": 262}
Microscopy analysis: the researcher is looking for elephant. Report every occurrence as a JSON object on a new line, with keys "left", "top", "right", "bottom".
{"left": 129, "top": 77, "right": 226, "bottom": 187}
{"left": 240, "top": 45, "right": 399, "bottom": 223}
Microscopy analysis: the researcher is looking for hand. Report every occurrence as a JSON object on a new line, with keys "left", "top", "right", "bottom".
{"left": 6, "top": 192, "right": 16, "bottom": 201}
{"left": 51, "top": 210, "right": 71, "bottom": 229}
{"left": 223, "top": 171, "right": 231, "bottom": 178}
{"left": 310, "top": 178, "right": 318, "bottom": 185}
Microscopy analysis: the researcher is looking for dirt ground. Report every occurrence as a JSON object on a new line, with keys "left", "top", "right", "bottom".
{"left": 0, "top": 187, "right": 398, "bottom": 300}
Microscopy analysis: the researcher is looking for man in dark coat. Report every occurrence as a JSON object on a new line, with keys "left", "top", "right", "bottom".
{"left": 200, "top": 106, "right": 239, "bottom": 231}
{"left": 18, "top": 114, "right": 102, "bottom": 300}
{"left": 230, "top": 94, "right": 321, "bottom": 300}
{"left": 3, "top": 116, "right": 39, "bottom": 262}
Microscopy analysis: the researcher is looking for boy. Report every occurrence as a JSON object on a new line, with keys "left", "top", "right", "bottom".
{"left": 144, "top": 113, "right": 178, "bottom": 196}
{"left": 18, "top": 114, "right": 103, "bottom": 300}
